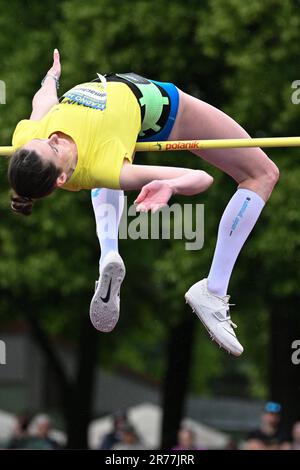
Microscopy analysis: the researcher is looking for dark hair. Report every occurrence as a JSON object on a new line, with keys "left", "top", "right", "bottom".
{"left": 17, "top": 413, "right": 32, "bottom": 432}
{"left": 8, "top": 147, "right": 61, "bottom": 216}
{"left": 113, "top": 410, "right": 128, "bottom": 427}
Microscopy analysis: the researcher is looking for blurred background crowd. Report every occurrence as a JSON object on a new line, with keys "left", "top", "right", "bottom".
{"left": 1, "top": 402, "right": 300, "bottom": 450}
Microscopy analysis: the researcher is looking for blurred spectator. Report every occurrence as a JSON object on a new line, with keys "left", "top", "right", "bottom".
{"left": 279, "top": 441, "right": 292, "bottom": 450}
{"left": 224, "top": 438, "right": 239, "bottom": 450}
{"left": 172, "top": 426, "right": 204, "bottom": 451}
{"left": 111, "top": 423, "right": 144, "bottom": 450}
{"left": 98, "top": 410, "right": 128, "bottom": 450}
{"left": 4, "top": 413, "right": 32, "bottom": 449}
{"left": 29, "top": 414, "right": 62, "bottom": 449}
{"left": 244, "top": 438, "right": 267, "bottom": 450}
{"left": 3, "top": 412, "right": 63, "bottom": 450}
{"left": 246, "top": 401, "right": 288, "bottom": 450}
{"left": 289, "top": 421, "right": 300, "bottom": 450}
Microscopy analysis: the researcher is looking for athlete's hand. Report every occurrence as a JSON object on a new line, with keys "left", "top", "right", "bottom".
{"left": 135, "top": 180, "right": 173, "bottom": 213}
{"left": 47, "top": 48, "right": 61, "bottom": 79}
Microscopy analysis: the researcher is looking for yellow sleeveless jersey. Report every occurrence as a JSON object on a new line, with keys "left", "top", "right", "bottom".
{"left": 12, "top": 81, "right": 141, "bottom": 190}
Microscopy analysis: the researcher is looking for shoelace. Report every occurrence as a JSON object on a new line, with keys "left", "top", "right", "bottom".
{"left": 216, "top": 300, "right": 237, "bottom": 329}
{"left": 219, "top": 316, "right": 237, "bottom": 329}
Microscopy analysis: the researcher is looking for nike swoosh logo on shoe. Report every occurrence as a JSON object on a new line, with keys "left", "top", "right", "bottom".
{"left": 100, "top": 279, "right": 112, "bottom": 303}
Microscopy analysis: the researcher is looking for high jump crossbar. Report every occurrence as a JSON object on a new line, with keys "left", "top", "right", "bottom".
{"left": 1, "top": 136, "right": 300, "bottom": 157}
{"left": 135, "top": 137, "right": 300, "bottom": 152}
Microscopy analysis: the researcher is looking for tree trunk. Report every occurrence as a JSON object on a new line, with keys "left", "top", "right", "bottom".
{"left": 269, "top": 295, "right": 300, "bottom": 432}
{"left": 67, "top": 313, "right": 99, "bottom": 449}
{"left": 160, "top": 311, "right": 196, "bottom": 449}
{"left": 27, "top": 305, "right": 73, "bottom": 429}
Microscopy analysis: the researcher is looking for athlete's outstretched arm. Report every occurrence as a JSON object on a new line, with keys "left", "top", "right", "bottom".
{"left": 120, "top": 161, "right": 213, "bottom": 212}
{"left": 30, "top": 49, "right": 61, "bottom": 121}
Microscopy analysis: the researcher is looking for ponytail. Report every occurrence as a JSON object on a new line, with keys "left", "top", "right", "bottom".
{"left": 8, "top": 147, "right": 60, "bottom": 216}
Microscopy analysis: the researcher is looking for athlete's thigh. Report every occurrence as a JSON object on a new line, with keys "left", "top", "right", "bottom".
{"left": 169, "top": 90, "right": 271, "bottom": 183}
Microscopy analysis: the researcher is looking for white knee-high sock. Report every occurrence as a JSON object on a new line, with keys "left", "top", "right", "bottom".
{"left": 207, "top": 188, "right": 265, "bottom": 297}
{"left": 91, "top": 188, "right": 124, "bottom": 269}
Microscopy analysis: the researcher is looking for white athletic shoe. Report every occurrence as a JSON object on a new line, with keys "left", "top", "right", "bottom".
{"left": 185, "top": 278, "right": 243, "bottom": 356}
{"left": 89, "top": 251, "right": 126, "bottom": 333}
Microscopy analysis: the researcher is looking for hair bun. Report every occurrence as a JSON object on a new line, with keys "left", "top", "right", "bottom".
{"left": 11, "top": 194, "right": 34, "bottom": 216}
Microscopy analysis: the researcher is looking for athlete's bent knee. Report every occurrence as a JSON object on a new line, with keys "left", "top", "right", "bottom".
{"left": 265, "top": 160, "right": 280, "bottom": 189}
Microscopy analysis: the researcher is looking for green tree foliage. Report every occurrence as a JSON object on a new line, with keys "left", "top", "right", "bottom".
{"left": 1, "top": 0, "right": 300, "bottom": 445}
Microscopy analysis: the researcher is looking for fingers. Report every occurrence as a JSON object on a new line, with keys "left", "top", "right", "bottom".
{"left": 51, "top": 48, "right": 61, "bottom": 79}
{"left": 134, "top": 186, "right": 150, "bottom": 204}
{"left": 53, "top": 48, "right": 60, "bottom": 62}
{"left": 135, "top": 202, "right": 167, "bottom": 213}
{"left": 135, "top": 200, "right": 154, "bottom": 212}
{"left": 151, "top": 203, "right": 166, "bottom": 213}
{"left": 135, "top": 203, "right": 148, "bottom": 212}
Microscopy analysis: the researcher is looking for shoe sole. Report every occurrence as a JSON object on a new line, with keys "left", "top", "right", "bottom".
{"left": 90, "top": 259, "right": 126, "bottom": 333}
{"left": 185, "top": 291, "right": 243, "bottom": 357}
